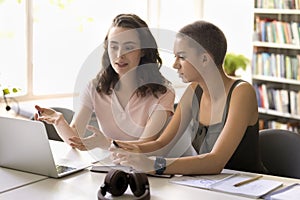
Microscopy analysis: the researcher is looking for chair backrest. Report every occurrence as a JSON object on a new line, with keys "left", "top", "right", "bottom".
{"left": 259, "top": 129, "right": 300, "bottom": 179}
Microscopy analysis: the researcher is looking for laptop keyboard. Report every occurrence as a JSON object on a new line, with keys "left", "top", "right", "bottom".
{"left": 56, "top": 165, "right": 76, "bottom": 174}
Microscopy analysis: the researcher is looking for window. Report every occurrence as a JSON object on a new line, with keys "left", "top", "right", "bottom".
{"left": 32, "top": 0, "right": 148, "bottom": 96}
{"left": 1, "top": 0, "right": 148, "bottom": 99}
{"left": 1, "top": 0, "right": 202, "bottom": 103}
{"left": 0, "top": 0, "right": 26, "bottom": 95}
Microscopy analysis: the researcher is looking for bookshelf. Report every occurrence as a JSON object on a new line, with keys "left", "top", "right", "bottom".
{"left": 252, "top": 0, "right": 300, "bottom": 132}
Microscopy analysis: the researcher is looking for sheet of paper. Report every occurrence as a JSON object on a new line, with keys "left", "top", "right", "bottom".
{"left": 269, "top": 184, "right": 300, "bottom": 200}
{"left": 212, "top": 175, "right": 283, "bottom": 198}
{"left": 170, "top": 173, "right": 283, "bottom": 198}
{"left": 169, "top": 173, "right": 236, "bottom": 189}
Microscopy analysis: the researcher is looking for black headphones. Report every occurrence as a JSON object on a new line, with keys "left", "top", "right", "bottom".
{"left": 97, "top": 169, "right": 150, "bottom": 200}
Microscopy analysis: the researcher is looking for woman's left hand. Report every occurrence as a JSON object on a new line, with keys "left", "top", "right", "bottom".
{"left": 109, "top": 141, "right": 155, "bottom": 173}
{"left": 69, "top": 136, "right": 90, "bottom": 151}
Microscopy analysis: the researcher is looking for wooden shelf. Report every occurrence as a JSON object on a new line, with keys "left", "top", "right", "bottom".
{"left": 254, "top": 8, "right": 300, "bottom": 15}
{"left": 252, "top": 75, "right": 300, "bottom": 85}
{"left": 253, "top": 41, "right": 300, "bottom": 50}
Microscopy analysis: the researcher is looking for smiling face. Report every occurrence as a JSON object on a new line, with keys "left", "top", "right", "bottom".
{"left": 107, "top": 27, "right": 143, "bottom": 77}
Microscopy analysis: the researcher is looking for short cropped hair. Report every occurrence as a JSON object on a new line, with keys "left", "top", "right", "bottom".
{"left": 178, "top": 20, "right": 227, "bottom": 68}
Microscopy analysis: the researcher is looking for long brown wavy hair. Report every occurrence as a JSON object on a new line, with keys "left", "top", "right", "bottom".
{"left": 93, "top": 13, "right": 170, "bottom": 98}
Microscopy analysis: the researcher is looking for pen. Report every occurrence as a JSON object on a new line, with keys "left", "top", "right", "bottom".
{"left": 234, "top": 175, "right": 263, "bottom": 187}
{"left": 112, "top": 140, "right": 120, "bottom": 148}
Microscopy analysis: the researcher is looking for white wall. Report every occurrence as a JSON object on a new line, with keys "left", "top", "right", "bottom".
{"left": 203, "top": 0, "right": 254, "bottom": 58}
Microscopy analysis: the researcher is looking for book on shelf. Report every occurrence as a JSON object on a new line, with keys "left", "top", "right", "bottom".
{"left": 291, "top": 21, "right": 300, "bottom": 45}
{"left": 256, "top": 0, "right": 300, "bottom": 9}
{"left": 298, "top": 55, "right": 300, "bottom": 80}
{"left": 255, "top": 16, "right": 300, "bottom": 45}
{"left": 252, "top": 52, "right": 300, "bottom": 80}
{"left": 259, "top": 118, "right": 300, "bottom": 133}
{"left": 253, "top": 83, "right": 300, "bottom": 115}
{"left": 169, "top": 173, "right": 283, "bottom": 199}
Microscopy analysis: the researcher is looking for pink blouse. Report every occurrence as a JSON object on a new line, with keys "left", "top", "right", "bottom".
{"left": 80, "top": 81, "right": 175, "bottom": 140}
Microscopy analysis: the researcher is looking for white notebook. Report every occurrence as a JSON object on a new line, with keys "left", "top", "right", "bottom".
{"left": 170, "top": 173, "right": 283, "bottom": 198}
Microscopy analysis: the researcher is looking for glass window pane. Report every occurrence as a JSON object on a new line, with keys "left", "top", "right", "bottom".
{"left": 32, "top": 0, "right": 148, "bottom": 95}
{"left": 0, "top": 0, "right": 26, "bottom": 96}
{"left": 159, "top": 0, "right": 197, "bottom": 32}
{"left": 156, "top": 0, "right": 197, "bottom": 91}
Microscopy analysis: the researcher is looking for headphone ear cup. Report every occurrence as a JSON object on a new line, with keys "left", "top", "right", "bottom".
{"left": 98, "top": 169, "right": 117, "bottom": 198}
{"left": 129, "top": 172, "right": 150, "bottom": 199}
{"left": 106, "top": 169, "right": 129, "bottom": 197}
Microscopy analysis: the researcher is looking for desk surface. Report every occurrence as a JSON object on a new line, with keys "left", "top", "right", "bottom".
{"left": 1, "top": 168, "right": 300, "bottom": 200}
{"left": 0, "top": 168, "right": 47, "bottom": 194}
{"left": 1, "top": 142, "right": 300, "bottom": 199}
{"left": 0, "top": 169, "right": 253, "bottom": 200}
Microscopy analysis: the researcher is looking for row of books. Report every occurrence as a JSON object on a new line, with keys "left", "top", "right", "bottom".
{"left": 259, "top": 119, "right": 300, "bottom": 133}
{"left": 252, "top": 52, "right": 300, "bottom": 80}
{"left": 254, "top": 83, "right": 300, "bottom": 116}
{"left": 255, "top": 17, "right": 300, "bottom": 45}
{"left": 256, "top": 0, "right": 300, "bottom": 9}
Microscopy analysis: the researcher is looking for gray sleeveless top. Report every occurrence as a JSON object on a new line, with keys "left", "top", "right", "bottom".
{"left": 191, "top": 80, "right": 263, "bottom": 173}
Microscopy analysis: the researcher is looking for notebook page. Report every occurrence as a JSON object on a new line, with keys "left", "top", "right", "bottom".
{"left": 269, "top": 184, "right": 300, "bottom": 200}
{"left": 211, "top": 175, "right": 283, "bottom": 198}
{"left": 169, "top": 173, "right": 236, "bottom": 189}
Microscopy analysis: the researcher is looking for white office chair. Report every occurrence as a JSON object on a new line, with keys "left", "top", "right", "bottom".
{"left": 259, "top": 128, "right": 300, "bottom": 179}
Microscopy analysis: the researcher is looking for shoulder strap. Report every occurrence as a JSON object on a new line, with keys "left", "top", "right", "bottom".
{"left": 191, "top": 85, "right": 204, "bottom": 154}
{"left": 192, "top": 85, "right": 202, "bottom": 121}
{"left": 221, "top": 79, "right": 245, "bottom": 123}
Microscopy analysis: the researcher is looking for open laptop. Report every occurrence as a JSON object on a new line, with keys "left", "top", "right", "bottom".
{"left": 0, "top": 116, "right": 93, "bottom": 178}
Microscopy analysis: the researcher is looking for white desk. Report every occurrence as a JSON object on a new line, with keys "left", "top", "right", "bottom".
{"left": 1, "top": 168, "right": 300, "bottom": 200}
{"left": 0, "top": 169, "right": 253, "bottom": 200}
{"left": 0, "top": 168, "right": 46, "bottom": 194}
{"left": 1, "top": 142, "right": 300, "bottom": 199}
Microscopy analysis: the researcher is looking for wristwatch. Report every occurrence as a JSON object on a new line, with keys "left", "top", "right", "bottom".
{"left": 154, "top": 156, "right": 166, "bottom": 175}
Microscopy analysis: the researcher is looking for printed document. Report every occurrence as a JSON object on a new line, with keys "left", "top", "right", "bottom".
{"left": 170, "top": 173, "right": 283, "bottom": 198}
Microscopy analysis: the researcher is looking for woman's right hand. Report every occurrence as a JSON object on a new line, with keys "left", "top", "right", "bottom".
{"left": 69, "top": 125, "right": 111, "bottom": 151}
{"left": 109, "top": 141, "right": 155, "bottom": 173}
{"left": 34, "top": 105, "right": 64, "bottom": 126}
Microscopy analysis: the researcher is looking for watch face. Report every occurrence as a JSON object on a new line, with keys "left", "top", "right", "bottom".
{"left": 158, "top": 163, "right": 164, "bottom": 168}
{"left": 155, "top": 157, "right": 166, "bottom": 175}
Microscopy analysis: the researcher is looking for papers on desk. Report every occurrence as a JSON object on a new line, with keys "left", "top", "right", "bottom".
{"left": 264, "top": 183, "right": 300, "bottom": 200}
{"left": 170, "top": 173, "right": 283, "bottom": 199}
